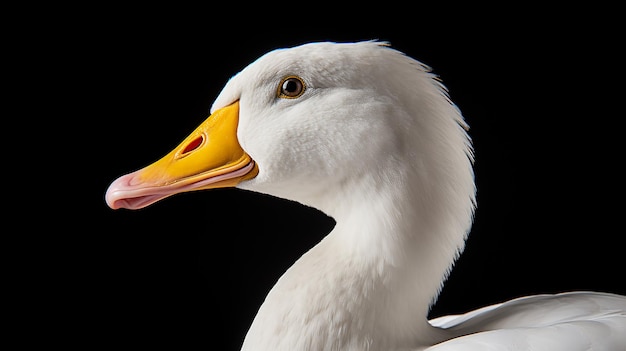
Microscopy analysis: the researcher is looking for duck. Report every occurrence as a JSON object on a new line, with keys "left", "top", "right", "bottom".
{"left": 105, "top": 41, "right": 626, "bottom": 351}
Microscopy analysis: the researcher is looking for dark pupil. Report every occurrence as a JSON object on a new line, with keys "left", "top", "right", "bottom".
{"left": 284, "top": 79, "right": 298, "bottom": 93}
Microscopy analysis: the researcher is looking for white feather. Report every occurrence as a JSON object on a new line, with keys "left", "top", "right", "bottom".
{"left": 210, "top": 41, "right": 626, "bottom": 351}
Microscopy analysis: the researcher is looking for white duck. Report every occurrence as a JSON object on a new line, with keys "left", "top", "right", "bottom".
{"left": 105, "top": 41, "right": 626, "bottom": 351}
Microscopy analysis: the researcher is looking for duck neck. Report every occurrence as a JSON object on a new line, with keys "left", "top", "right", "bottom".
{"left": 241, "top": 171, "right": 472, "bottom": 351}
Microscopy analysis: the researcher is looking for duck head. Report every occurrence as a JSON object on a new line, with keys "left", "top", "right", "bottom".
{"left": 106, "top": 40, "right": 474, "bottom": 230}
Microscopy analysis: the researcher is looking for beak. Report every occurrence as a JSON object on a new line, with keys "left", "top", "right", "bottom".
{"left": 105, "top": 101, "right": 259, "bottom": 210}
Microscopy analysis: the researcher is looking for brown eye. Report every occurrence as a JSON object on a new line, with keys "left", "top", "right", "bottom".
{"left": 277, "top": 75, "right": 305, "bottom": 99}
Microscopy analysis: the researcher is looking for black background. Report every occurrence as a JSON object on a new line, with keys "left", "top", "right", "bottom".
{"left": 16, "top": 7, "right": 624, "bottom": 349}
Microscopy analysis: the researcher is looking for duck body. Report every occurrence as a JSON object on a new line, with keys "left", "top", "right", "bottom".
{"left": 106, "top": 41, "right": 626, "bottom": 350}
{"left": 427, "top": 291, "right": 625, "bottom": 350}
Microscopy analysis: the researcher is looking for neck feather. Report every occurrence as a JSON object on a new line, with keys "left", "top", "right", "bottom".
{"left": 241, "top": 165, "right": 473, "bottom": 351}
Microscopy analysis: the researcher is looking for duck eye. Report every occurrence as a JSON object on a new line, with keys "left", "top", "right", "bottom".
{"left": 277, "top": 75, "right": 305, "bottom": 99}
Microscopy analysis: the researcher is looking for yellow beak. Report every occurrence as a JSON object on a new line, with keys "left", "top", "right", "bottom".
{"left": 105, "top": 101, "right": 258, "bottom": 210}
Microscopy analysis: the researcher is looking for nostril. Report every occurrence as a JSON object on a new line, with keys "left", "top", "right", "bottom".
{"left": 182, "top": 135, "right": 204, "bottom": 155}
